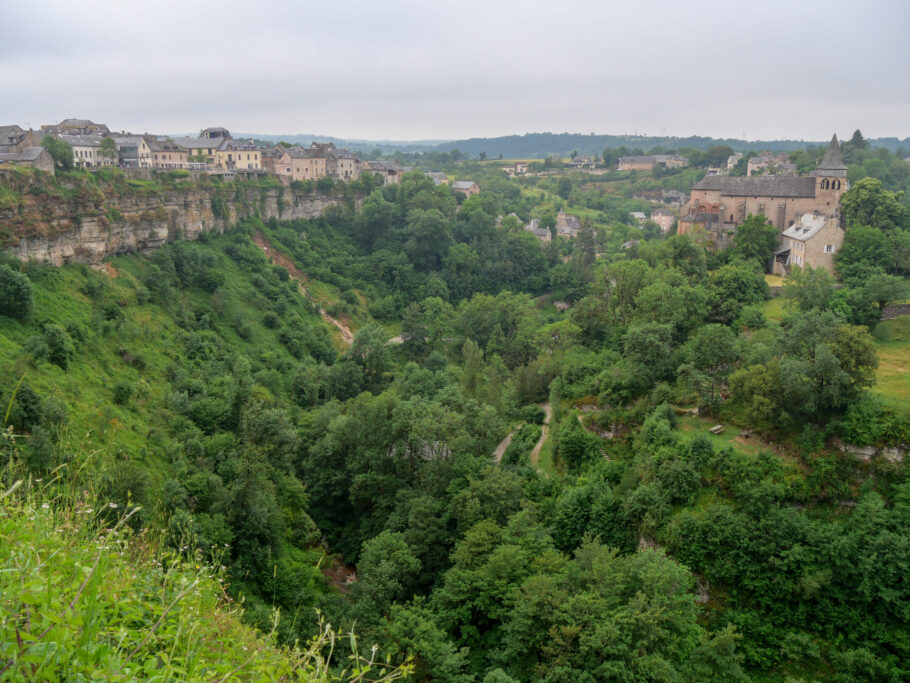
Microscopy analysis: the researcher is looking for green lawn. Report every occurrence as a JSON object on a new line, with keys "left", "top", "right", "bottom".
{"left": 761, "top": 297, "right": 787, "bottom": 323}
{"left": 764, "top": 274, "right": 785, "bottom": 287}
{"left": 870, "top": 315, "right": 910, "bottom": 412}
{"left": 677, "top": 414, "right": 767, "bottom": 455}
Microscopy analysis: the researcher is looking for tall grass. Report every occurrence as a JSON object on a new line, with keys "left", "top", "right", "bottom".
{"left": 0, "top": 435, "right": 412, "bottom": 681}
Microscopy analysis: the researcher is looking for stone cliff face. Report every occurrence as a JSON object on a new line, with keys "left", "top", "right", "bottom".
{"left": 1, "top": 171, "right": 347, "bottom": 265}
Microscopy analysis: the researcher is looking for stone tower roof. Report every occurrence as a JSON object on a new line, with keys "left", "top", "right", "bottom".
{"left": 815, "top": 134, "right": 847, "bottom": 177}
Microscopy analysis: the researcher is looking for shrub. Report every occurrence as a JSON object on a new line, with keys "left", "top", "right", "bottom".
{"left": 234, "top": 317, "right": 254, "bottom": 340}
{"left": 64, "top": 321, "right": 88, "bottom": 344}
{"left": 291, "top": 179, "right": 315, "bottom": 193}
{"left": 42, "top": 324, "right": 75, "bottom": 370}
{"left": 0, "top": 265, "right": 33, "bottom": 320}
{"left": 738, "top": 305, "right": 767, "bottom": 329}
{"left": 105, "top": 206, "right": 124, "bottom": 222}
{"left": 262, "top": 311, "right": 280, "bottom": 329}
{"left": 7, "top": 382, "right": 43, "bottom": 432}
{"left": 211, "top": 195, "right": 228, "bottom": 218}
{"left": 113, "top": 381, "right": 134, "bottom": 405}
{"left": 518, "top": 404, "right": 546, "bottom": 425}
{"left": 872, "top": 323, "right": 891, "bottom": 342}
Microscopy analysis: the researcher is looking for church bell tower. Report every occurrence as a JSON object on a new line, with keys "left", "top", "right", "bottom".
{"left": 814, "top": 134, "right": 848, "bottom": 199}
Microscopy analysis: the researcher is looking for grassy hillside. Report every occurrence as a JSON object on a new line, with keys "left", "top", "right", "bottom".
{"left": 0, "top": 220, "right": 355, "bottom": 645}
{"left": 0, "top": 226, "right": 341, "bottom": 460}
{"left": 0, "top": 470, "right": 411, "bottom": 681}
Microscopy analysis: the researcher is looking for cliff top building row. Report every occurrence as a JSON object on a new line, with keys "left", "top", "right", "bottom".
{"left": 0, "top": 120, "right": 405, "bottom": 184}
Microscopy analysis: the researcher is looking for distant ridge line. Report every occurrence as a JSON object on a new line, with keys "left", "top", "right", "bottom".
{"left": 232, "top": 131, "right": 910, "bottom": 158}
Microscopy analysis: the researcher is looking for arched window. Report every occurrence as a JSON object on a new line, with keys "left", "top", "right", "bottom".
{"left": 822, "top": 178, "right": 829, "bottom": 189}
{"left": 730, "top": 214, "right": 734, "bottom": 221}
{"left": 834, "top": 180, "right": 840, "bottom": 190}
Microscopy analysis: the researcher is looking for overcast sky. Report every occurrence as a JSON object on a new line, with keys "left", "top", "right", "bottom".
{"left": 2, "top": 0, "right": 907, "bottom": 142}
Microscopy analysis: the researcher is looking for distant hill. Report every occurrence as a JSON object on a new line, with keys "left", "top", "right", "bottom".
{"left": 236, "top": 131, "right": 910, "bottom": 159}
{"left": 424, "top": 132, "right": 910, "bottom": 158}
{"left": 234, "top": 133, "right": 447, "bottom": 155}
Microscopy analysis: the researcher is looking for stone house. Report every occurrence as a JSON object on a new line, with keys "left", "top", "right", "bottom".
{"left": 618, "top": 155, "right": 656, "bottom": 171}
{"left": 663, "top": 154, "right": 688, "bottom": 168}
{"left": 452, "top": 180, "right": 480, "bottom": 197}
{"left": 570, "top": 154, "right": 598, "bottom": 169}
{"left": 524, "top": 219, "right": 552, "bottom": 244}
{"left": 112, "top": 135, "right": 153, "bottom": 168}
{"left": 428, "top": 172, "right": 449, "bottom": 185}
{"left": 650, "top": 208, "right": 675, "bottom": 233}
{"left": 0, "top": 147, "right": 55, "bottom": 175}
{"left": 361, "top": 160, "right": 404, "bottom": 185}
{"left": 502, "top": 162, "right": 529, "bottom": 176}
{"left": 661, "top": 189, "right": 688, "bottom": 205}
{"left": 41, "top": 118, "right": 110, "bottom": 136}
{"left": 679, "top": 135, "right": 847, "bottom": 270}
{"left": 176, "top": 137, "right": 223, "bottom": 167}
{"left": 149, "top": 139, "right": 189, "bottom": 169}
{"left": 288, "top": 147, "right": 327, "bottom": 181}
{"left": 747, "top": 152, "right": 792, "bottom": 176}
{"left": 0, "top": 125, "right": 42, "bottom": 153}
{"left": 330, "top": 148, "right": 361, "bottom": 181}
{"left": 261, "top": 146, "right": 293, "bottom": 177}
{"left": 618, "top": 154, "right": 687, "bottom": 171}
{"left": 773, "top": 212, "right": 842, "bottom": 275}
{"left": 556, "top": 209, "right": 581, "bottom": 236}
{"left": 58, "top": 134, "right": 116, "bottom": 168}
{"left": 216, "top": 140, "right": 261, "bottom": 171}
{"left": 200, "top": 127, "right": 232, "bottom": 141}
{"left": 310, "top": 143, "right": 359, "bottom": 181}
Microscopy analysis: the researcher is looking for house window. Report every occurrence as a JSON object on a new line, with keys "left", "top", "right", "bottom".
{"left": 825, "top": 245, "right": 834, "bottom": 254}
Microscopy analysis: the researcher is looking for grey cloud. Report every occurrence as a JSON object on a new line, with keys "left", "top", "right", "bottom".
{"left": 1, "top": 0, "right": 907, "bottom": 140}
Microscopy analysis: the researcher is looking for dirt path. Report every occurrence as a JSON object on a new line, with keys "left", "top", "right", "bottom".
{"left": 253, "top": 232, "right": 355, "bottom": 346}
{"left": 321, "top": 555, "right": 357, "bottom": 594}
{"left": 494, "top": 402, "right": 553, "bottom": 467}
{"left": 529, "top": 402, "right": 553, "bottom": 467}
{"left": 492, "top": 431, "right": 515, "bottom": 464}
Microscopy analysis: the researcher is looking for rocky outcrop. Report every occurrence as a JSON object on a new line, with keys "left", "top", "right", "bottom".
{"left": 0, "top": 170, "right": 348, "bottom": 265}
{"left": 835, "top": 439, "right": 908, "bottom": 463}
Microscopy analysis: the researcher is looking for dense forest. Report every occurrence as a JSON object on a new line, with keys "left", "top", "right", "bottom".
{"left": 1, "top": 140, "right": 910, "bottom": 680}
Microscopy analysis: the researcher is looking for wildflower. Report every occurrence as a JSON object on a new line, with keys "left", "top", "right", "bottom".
{"left": 108, "top": 503, "right": 119, "bottom": 509}
{"left": 42, "top": 503, "right": 49, "bottom": 509}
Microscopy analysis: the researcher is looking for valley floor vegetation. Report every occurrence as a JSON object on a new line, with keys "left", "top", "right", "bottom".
{"left": 1, "top": 147, "right": 909, "bottom": 681}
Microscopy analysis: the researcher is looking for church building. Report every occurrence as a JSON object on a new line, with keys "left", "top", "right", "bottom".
{"left": 678, "top": 135, "right": 848, "bottom": 274}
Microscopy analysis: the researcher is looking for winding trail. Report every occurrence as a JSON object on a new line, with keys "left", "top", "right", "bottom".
{"left": 491, "top": 431, "right": 515, "bottom": 464}
{"left": 253, "top": 232, "right": 355, "bottom": 346}
{"left": 529, "top": 402, "right": 553, "bottom": 467}
{"left": 493, "top": 402, "right": 552, "bottom": 467}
